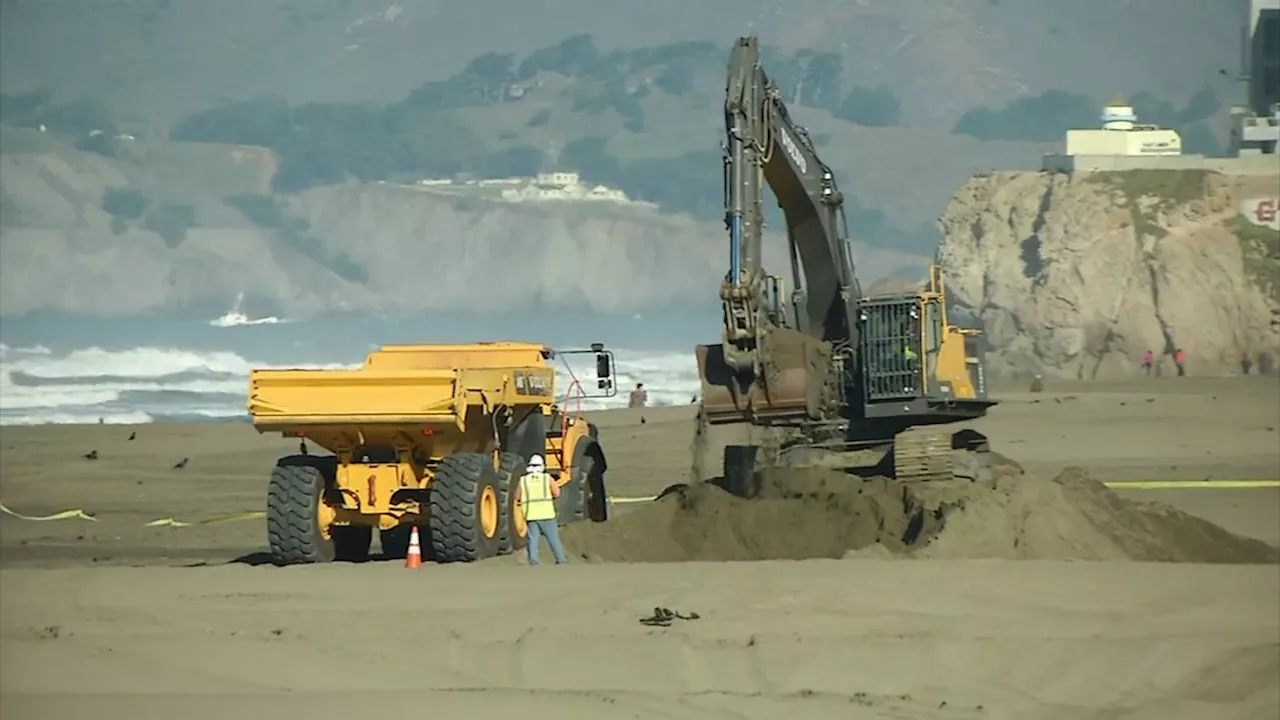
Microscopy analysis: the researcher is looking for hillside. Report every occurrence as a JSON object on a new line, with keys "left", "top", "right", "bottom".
{"left": 1, "top": 2, "right": 1244, "bottom": 256}
{"left": 0, "top": 2, "right": 1250, "bottom": 321}
{"left": 0, "top": 127, "right": 927, "bottom": 319}
{"left": 0, "top": 0, "right": 1242, "bottom": 129}
{"left": 937, "top": 170, "right": 1280, "bottom": 379}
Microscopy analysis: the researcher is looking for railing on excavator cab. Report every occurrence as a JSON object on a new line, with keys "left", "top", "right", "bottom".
{"left": 858, "top": 297, "right": 924, "bottom": 401}
{"left": 923, "top": 263, "right": 950, "bottom": 328}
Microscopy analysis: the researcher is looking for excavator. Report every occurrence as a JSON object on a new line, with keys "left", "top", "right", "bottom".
{"left": 695, "top": 36, "right": 1000, "bottom": 493}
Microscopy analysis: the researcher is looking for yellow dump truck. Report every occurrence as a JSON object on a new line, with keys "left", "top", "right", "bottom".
{"left": 247, "top": 342, "right": 616, "bottom": 565}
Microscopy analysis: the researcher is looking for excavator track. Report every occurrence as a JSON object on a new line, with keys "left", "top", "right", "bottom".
{"left": 892, "top": 427, "right": 993, "bottom": 483}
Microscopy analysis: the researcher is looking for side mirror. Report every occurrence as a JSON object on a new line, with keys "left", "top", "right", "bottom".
{"left": 596, "top": 352, "right": 612, "bottom": 379}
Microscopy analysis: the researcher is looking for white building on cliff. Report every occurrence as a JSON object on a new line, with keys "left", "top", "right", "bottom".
{"left": 1062, "top": 98, "right": 1182, "bottom": 156}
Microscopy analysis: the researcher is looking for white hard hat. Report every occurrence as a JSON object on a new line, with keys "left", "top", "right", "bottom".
{"left": 527, "top": 454, "right": 545, "bottom": 470}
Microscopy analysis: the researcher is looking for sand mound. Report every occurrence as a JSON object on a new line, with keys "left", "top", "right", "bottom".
{"left": 563, "top": 468, "right": 943, "bottom": 562}
{"left": 912, "top": 467, "right": 1280, "bottom": 563}
{"left": 565, "top": 468, "right": 1280, "bottom": 564}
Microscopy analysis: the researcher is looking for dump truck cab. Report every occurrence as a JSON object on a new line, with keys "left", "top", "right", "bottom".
{"left": 248, "top": 341, "right": 616, "bottom": 565}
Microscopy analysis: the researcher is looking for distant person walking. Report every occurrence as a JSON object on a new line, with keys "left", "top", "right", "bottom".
{"left": 1174, "top": 348, "right": 1186, "bottom": 377}
{"left": 514, "top": 454, "right": 568, "bottom": 565}
{"left": 629, "top": 383, "right": 648, "bottom": 408}
{"left": 1142, "top": 350, "right": 1154, "bottom": 376}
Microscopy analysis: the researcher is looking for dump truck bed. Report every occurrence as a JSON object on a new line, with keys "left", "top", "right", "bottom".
{"left": 248, "top": 342, "right": 559, "bottom": 431}
{"left": 250, "top": 368, "right": 470, "bottom": 427}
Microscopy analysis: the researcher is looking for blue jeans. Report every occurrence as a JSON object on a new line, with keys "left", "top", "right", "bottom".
{"left": 526, "top": 518, "right": 568, "bottom": 565}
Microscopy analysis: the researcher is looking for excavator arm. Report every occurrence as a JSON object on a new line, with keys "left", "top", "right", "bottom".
{"left": 698, "top": 36, "right": 863, "bottom": 426}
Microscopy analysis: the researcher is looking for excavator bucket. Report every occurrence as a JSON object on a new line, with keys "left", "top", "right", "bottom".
{"left": 695, "top": 328, "right": 833, "bottom": 425}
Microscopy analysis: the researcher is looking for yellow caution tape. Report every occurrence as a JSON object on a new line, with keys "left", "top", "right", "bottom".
{"left": 1126, "top": 479, "right": 1280, "bottom": 489}
{"left": 0, "top": 503, "right": 98, "bottom": 522}
{"left": 606, "top": 479, "right": 1280, "bottom": 505}
{"left": 144, "top": 511, "right": 265, "bottom": 528}
{"left": 0, "top": 501, "right": 262, "bottom": 527}
{"left": 5, "top": 478, "right": 1276, "bottom": 526}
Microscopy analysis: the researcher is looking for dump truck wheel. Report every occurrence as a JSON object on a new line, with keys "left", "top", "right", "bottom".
{"left": 506, "top": 411, "right": 548, "bottom": 459}
{"left": 584, "top": 452, "right": 609, "bottom": 522}
{"left": 559, "top": 436, "right": 609, "bottom": 524}
{"left": 429, "top": 453, "right": 503, "bottom": 562}
{"left": 721, "top": 444, "right": 762, "bottom": 498}
{"left": 495, "top": 451, "right": 527, "bottom": 554}
{"left": 267, "top": 457, "right": 338, "bottom": 565}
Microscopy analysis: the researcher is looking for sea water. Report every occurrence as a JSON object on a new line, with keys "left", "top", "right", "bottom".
{"left": 0, "top": 305, "right": 715, "bottom": 425}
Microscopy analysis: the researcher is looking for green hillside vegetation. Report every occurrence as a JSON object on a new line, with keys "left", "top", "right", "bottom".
{"left": 1, "top": 34, "right": 1222, "bottom": 256}
{"left": 1226, "top": 215, "right": 1280, "bottom": 301}
{"left": 953, "top": 87, "right": 1223, "bottom": 154}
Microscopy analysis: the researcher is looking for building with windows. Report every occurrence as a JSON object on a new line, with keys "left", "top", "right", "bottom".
{"left": 1044, "top": 1, "right": 1280, "bottom": 172}
{"left": 1231, "top": 0, "right": 1279, "bottom": 155}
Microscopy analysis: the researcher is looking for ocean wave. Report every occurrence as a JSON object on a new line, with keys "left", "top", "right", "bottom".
{"left": 0, "top": 343, "right": 700, "bottom": 425}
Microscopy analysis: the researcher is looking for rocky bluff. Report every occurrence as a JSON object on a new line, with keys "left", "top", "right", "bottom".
{"left": 937, "top": 170, "right": 1279, "bottom": 378}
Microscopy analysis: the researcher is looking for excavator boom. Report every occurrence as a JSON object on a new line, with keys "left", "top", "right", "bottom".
{"left": 699, "top": 36, "right": 862, "bottom": 426}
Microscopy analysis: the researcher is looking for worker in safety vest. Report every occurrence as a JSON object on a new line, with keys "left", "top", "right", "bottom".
{"left": 514, "top": 454, "right": 568, "bottom": 565}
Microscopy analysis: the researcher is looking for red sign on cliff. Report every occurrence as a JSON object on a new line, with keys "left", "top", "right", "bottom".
{"left": 1256, "top": 198, "right": 1278, "bottom": 224}
{"left": 1242, "top": 197, "right": 1280, "bottom": 230}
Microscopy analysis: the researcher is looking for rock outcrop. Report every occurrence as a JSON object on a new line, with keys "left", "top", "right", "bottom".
{"left": 937, "top": 170, "right": 1280, "bottom": 379}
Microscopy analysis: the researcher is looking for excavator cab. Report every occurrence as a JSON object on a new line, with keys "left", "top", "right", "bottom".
{"left": 857, "top": 295, "right": 924, "bottom": 400}
{"left": 857, "top": 266, "right": 992, "bottom": 413}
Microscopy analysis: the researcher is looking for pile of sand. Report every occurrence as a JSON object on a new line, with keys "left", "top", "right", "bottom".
{"left": 563, "top": 468, "right": 1280, "bottom": 564}
{"left": 907, "top": 468, "right": 1280, "bottom": 563}
{"left": 563, "top": 468, "right": 944, "bottom": 562}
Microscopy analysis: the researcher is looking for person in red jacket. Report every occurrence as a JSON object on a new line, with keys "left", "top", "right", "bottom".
{"left": 1174, "top": 348, "right": 1186, "bottom": 377}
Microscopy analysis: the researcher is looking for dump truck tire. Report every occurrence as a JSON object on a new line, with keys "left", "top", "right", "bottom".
{"left": 506, "top": 411, "right": 548, "bottom": 460}
{"left": 558, "top": 436, "right": 609, "bottom": 524}
{"left": 267, "top": 457, "right": 340, "bottom": 565}
{"left": 429, "top": 453, "right": 503, "bottom": 563}
{"left": 496, "top": 451, "right": 526, "bottom": 555}
{"left": 722, "top": 444, "right": 762, "bottom": 499}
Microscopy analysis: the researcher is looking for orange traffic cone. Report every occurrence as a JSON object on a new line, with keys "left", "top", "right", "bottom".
{"left": 405, "top": 525, "right": 423, "bottom": 569}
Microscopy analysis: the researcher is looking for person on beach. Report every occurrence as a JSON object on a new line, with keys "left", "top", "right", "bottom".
{"left": 1142, "top": 350, "right": 1153, "bottom": 376}
{"left": 629, "top": 383, "right": 647, "bottom": 408}
{"left": 514, "top": 454, "right": 568, "bottom": 565}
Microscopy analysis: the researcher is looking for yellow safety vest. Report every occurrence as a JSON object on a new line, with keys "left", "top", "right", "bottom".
{"left": 519, "top": 471, "right": 557, "bottom": 521}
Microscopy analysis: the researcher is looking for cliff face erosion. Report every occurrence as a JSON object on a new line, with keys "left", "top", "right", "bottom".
{"left": 937, "top": 170, "right": 1280, "bottom": 379}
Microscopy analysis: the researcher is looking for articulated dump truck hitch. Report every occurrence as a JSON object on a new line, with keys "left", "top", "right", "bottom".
{"left": 247, "top": 342, "right": 617, "bottom": 565}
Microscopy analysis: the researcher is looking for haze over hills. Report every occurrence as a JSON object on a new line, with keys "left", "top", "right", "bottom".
{"left": 0, "top": 0, "right": 1243, "bottom": 126}
{"left": 0, "top": 0, "right": 1251, "bottom": 320}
